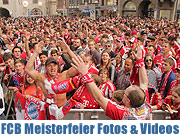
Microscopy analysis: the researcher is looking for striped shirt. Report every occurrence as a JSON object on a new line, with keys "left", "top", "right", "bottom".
{"left": 99, "top": 80, "right": 116, "bottom": 99}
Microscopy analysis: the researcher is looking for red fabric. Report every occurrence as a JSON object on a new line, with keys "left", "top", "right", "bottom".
{"left": 21, "top": 51, "right": 27, "bottom": 60}
{"left": 150, "top": 92, "right": 162, "bottom": 110}
{"left": 105, "top": 100, "right": 151, "bottom": 120}
{"left": 164, "top": 96, "right": 180, "bottom": 120}
{"left": 15, "top": 91, "right": 26, "bottom": 110}
{"left": 51, "top": 76, "right": 81, "bottom": 94}
{"left": 0, "top": 56, "right": 4, "bottom": 63}
{"left": 88, "top": 63, "right": 99, "bottom": 74}
{"left": 154, "top": 54, "right": 177, "bottom": 72}
{"left": 99, "top": 80, "right": 116, "bottom": 99}
{"left": 24, "top": 97, "right": 41, "bottom": 120}
{"left": 76, "top": 87, "right": 100, "bottom": 109}
{"left": 115, "top": 47, "right": 126, "bottom": 56}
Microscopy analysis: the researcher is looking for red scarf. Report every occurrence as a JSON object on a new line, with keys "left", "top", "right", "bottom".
{"left": 45, "top": 73, "right": 59, "bottom": 83}
{"left": 159, "top": 69, "right": 172, "bottom": 98}
{"left": 45, "top": 73, "right": 59, "bottom": 104}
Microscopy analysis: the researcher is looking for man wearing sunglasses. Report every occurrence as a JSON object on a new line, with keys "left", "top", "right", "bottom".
{"left": 104, "top": 40, "right": 115, "bottom": 58}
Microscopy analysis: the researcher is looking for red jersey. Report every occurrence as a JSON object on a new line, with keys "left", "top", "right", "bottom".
{"left": 164, "top": 96, "right": 180, "bottom": 120}
{"left": 22, "top": 85, "right": 44, "bottom": 101}
{"left": 99, "top": 80, "right": 116, "bottom": 99}
{"left": 115, "top": 47, "right": 126, "bottom": 56}
{"left": 105, "top": 100, "right": 151, "bottom": 120}
{"left": 172, "top": 42, "right": 180, "bottom": 55}
{"left": 150, "top": 92, "right": 162, "bottom": 110}
{"left": 76, "top": 86, "right": 100, "bottom": 109}
{"left": 154, "top": 54, "right": 176, "bottom": 71}
{"left": 88, "top": 63, "right": 99, "bottom": 74}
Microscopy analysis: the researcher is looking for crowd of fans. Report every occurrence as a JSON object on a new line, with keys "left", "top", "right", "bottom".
{"left": 0, "top": 15, "right": 180, "bottom": 120}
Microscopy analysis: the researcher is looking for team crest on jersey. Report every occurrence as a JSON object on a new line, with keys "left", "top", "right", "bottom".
{"left": 58, "top": 82, "right": 69, "bottom": 91}
{"left": 24, "top": 97, "right": 40, "bottom": 120}
{"left": 63, "top": 100, "right": 72, "bottom": 111}
{"left": 53, "top": 85, "right": 59, "bottom": 93}
{"left": 59, "top": 83, "right": 66, "bottom": 89}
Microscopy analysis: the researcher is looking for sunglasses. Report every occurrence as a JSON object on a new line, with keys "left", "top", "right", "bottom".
{"left": 105, "top": 45, "right": 111, "bottom": 47}
{"left": 145, "top": 59, "right": 152, "bottom": 62}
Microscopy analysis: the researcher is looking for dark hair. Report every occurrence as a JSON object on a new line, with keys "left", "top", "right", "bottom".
{"left": 98, "top": 68, "right": 109, "bottom": 77}
{"left": 3, "top": 53, "right": 13, "bottom": 62}
{"left": 12, "top": 46, "right": 23, "bottom": 53}
{"left": 39, "top": 51, "right": 48, "bottom": 58}
{"left": 100, "top": 50, "right": 112, "bottom": 69}
{"left": 144, "top": 54, "right": 154, "bottom": 69}
{"left": 112, "top": 90, "right": 125, "bottom": 104}
{"left": 128, "top": 85, "right": 145, "bottom": 108}
{"left": 128, "top": 48, "right": 137, "bottom": 58}
{"left": 115, "top": 53, "right": 122, "bottom": 66}
{"left": 50, "top": 49, "right": 58, "bottom": 55}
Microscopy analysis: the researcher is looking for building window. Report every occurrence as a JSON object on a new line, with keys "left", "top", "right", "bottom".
{"left": 107, "top": 0, "right": 113, "bottom": 5}
{"left": 81, "top": 0, "right": 85, "bottom": 4}
{"left": 2, "top": 0, "right": 9, "bottom": 4}
{"left": 123, "top": 1, "right": 136, "bottom": 16}
{"left": 33, "top": 0, "right": 38, "bottom": 4}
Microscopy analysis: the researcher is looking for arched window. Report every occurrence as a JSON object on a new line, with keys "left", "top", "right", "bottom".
{"left": 29, "top": 8, "right": 43, "bottom": 16}
{"left": 123, "top": 1, "right": 136, "bottom": 16}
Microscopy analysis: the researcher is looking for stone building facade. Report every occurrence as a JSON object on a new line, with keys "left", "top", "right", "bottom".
{"left": 0, "top": 0, "right": 57, "bottom": 17}
{"left": 66, "top": 0, "right": 180, "bottom": 20}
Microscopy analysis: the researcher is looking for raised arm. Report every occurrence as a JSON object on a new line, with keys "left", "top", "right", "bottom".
{"left": 25, "top": 42, "right": 43, "bottom": 81}
{"left": 57, "top": 39, "right": 76, "bottom": 60}
{"left": 136, "top": 42, "right": 148, "bottom": 90}
{"left": 57, "top": 39, "right": 78, "bottom": 79}
{"left": 24, "top": 31, "right": 31, "bottom": 58}
{"left": 71, "top": 56, "right": 109, "bottom": 111}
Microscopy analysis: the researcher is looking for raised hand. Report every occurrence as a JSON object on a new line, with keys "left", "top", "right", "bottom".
{"left": 71, "top": 55, "right": 89, "bottom": 76}
{"left": 132, "top": 41, "right": 142, "bottom": 60}
{"left": 57, "top": 39, "right": 70, "bottom": 54}
{"left": 25, "top": 30, "right": 30, "bottom": 42}
{"left": 34, "top": 42, "right": 42, "bottom": 54}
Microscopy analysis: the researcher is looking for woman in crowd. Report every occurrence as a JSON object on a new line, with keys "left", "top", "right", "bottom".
{"left": 163, "top": 86, "right": 180, "bottom": 120}
{"left": 144, "top": 54, "right": 161, "bottom": 89}
{"left": 22, "top": 74, "right": 44, "bottom": 101}
{"left": 96, "top": 50, "right": 116, "bottom": 82}
{"left": 114, "top": 53, "right": 123, "bottom": 73}
{"left": 99, "top": 68, "right": 116, "bottom": 100}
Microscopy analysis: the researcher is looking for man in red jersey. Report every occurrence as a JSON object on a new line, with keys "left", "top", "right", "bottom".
{"left": 154, "top": 40, "right": 176, "bottom": 71}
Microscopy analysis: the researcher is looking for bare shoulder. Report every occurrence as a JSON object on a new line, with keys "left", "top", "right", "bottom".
{"left": 58, "top": 71, "right": 68, "bottom": 81}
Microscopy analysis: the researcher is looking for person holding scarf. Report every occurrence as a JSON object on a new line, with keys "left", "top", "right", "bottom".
{"left": 8, "top": 60, "right": 26, "bottom": 120}
{"left": 162, "top": 86, "right": 180, "bottom": 120}
{"left": 158, "top": 57, "right": 176, "bottom": 100}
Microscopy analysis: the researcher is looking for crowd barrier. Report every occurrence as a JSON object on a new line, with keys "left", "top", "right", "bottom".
{"left": 0, "top": 72, "right": 175, "bottom": 120}
{"left": 62, "top": 109, "right": 174, "bottom": 120}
